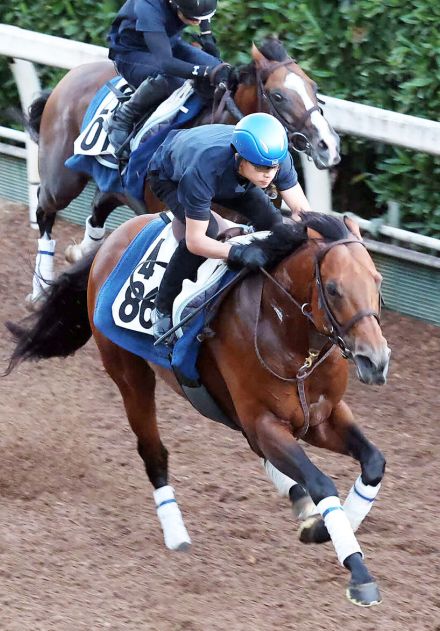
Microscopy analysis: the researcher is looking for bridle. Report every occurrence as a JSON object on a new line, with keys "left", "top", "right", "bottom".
{"left": 255, "top": 59, "right": 324, "bottom": 158}
{"left": 253, "top": 238, "right": 382, "bottom": 438}
{"left": 212, "top": 57, "right": 325, "bottom": 158}
{"left": 313, "top": 239, "right": 381, "bottom": 357}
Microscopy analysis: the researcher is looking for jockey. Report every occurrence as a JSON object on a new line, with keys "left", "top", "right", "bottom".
{"left": 147, "top": 112, "right": 312, "bottom": 339}
{"left": 106, "top": 0, "right": 229, "bottom": 157}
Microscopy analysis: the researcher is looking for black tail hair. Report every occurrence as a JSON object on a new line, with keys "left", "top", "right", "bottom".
{"left": 4, "top": 252, "right": 95, "bottom": 376}
{"left": 26, "top": 90, "right": 52, "bottom": 143}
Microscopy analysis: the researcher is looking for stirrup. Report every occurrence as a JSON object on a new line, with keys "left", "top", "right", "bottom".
{"left": 151, "top": 309, "right": 174, "bottom": 343}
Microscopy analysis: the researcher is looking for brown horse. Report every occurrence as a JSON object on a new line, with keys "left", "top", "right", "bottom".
{"left": 6, "top": 212, "right": 390, "bottom": 607}
{"left": 26, "top": 37, "right": 340, "bottom": 303}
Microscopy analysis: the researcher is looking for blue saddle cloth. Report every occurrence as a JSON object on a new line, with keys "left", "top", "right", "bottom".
{"left": 93, "top": 216, "right": 237, "bottom": 382}
{"left": 65, "top": 77, "right": 205, "bottom": 203}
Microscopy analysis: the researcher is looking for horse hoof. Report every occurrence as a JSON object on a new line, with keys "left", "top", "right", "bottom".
{"left": 291, "top": 495, "right": 317, "bottom": 522}
{"left": 65, "top": 243, "right": 85, "bottom": 264}
{"left": 174, "top": 540, "right": 191, "bottom": 552}
{"left": 298, "top": 515, "right": 331, "bottom": 544}
{"left": 346, "top": 581, "right": 382, "bottom": 607}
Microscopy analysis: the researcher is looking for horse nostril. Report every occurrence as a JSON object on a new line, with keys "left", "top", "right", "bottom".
{"left": 318, "top": 140, "right": 328, "bottom": 152}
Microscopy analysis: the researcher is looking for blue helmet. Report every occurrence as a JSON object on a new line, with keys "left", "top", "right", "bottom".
{"left": 232, "top": 113, "right": 288, "bottom": 167}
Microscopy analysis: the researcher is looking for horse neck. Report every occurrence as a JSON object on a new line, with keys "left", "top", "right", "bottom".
{"left": 233, "top": 82, "right": 260, "bottom": 116}
{"left": 261, "top": 243, "right": 317, "bottom": 357}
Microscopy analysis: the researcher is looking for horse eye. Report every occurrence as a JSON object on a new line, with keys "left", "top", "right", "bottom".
{"left": 326, "top": 281, "right": 340, "bottom": 297}
{"left": 272, "top": 92, "right": 284, "bottom": 103}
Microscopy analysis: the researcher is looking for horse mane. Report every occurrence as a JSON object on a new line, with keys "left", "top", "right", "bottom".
{"left": 253, "top": 212, "right": 352, "bottom": 268}
{"left": 236, "top": 37, "right": 290, "bottom": 87}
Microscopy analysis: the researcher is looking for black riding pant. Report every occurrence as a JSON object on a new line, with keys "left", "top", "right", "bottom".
{"left": 149, "top": 173, "right": 283, "bottom": 314}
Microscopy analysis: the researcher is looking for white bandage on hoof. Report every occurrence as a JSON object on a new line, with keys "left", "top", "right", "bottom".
{"left": 343, "top": 475, "right": 381, "bottom": 532}
{"left": 83, "top": 215, "right": 105, "bottom": 248}
{"left": 33, "top": 238, "right": 56, "bottom": 299}
{"left": 317, "top": 496, "right": 363, "bottom": 566}
{"left": 65, "top": 216, "right": 105, "bottom": 263}
{"left": 153, "top": 485, "right": 191, "bottom": 551}
{"left": 262, "top": 458, "right": 297, "bottom": 497}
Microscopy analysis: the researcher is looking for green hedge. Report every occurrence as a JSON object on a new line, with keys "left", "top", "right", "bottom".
{"left": 1, "top": 0, "right": 439, "bottom": 235}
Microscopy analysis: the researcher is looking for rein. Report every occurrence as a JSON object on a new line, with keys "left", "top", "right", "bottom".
{"left": 253, "top": 238, "right": 381, "bottom": 438}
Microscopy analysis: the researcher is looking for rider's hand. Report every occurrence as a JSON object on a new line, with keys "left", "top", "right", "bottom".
{"left": 192, "top": 65, "right": 214, "bottom": 98}
{"left": 227, "top": 243, "right": 269, "bottom": 271}
{"left": 209, "top": 63, "right": 233, "bottom": 88}
{"left": 192, "top": 64, "right": 233, "bottom": 98}
{"left": 192, "top": 32, "right": 220, "bottom": 58}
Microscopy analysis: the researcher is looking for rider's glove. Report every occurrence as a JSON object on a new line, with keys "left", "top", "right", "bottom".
{"left": 192, "top": 32, "right": 221, "bottom": 58}
{"left": 209, "top": 63, "right": 233, "bottom": 88}
{"left": 192, "top": 64, "right": 233, "bottom": 98}
{"left": 227, "top": 243, "right": 269, "bottom": 271}
{"left": 191, "top": 65, "right": 213, "bottom": 98}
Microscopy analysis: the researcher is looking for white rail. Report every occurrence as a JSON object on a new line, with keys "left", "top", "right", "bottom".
{"left": 0, "top": 24, "right": 439, "bottom": 251}
{"left": 0, "top": 24, "right": 107, "bottom": 69}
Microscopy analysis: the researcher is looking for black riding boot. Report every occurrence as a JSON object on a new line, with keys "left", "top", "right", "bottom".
{"left": 153, "top": 216, "right": 218, "bottom": 340}
{"left": 156, "top": 240, "right": 206, "bottom": 314}
{"left": 106, "top": 75, "right": 170, "bottom": 158}
{"left": 152, "top": 241, "right": 205, "bottom": 341}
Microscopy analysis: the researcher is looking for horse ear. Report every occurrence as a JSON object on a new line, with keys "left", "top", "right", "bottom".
{"left": 251, "top": 42, "right": 270, "bottom": 69}
{"left": 307, "top": 226, "right": 323, "bottom": 240}
{"left": 343, "top": 215, "right": 363, "bottom": 241}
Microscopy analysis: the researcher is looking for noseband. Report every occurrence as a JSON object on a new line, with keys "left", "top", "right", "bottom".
{"left": 256, "top": 59, "right": 324, "bottom": 158}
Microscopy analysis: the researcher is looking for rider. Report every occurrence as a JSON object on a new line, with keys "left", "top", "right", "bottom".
{"left": 106, "top": 0, "right": 229, "bottom": 157}
{"left": 147, "top": 112, "right": 312, "bottom": 339}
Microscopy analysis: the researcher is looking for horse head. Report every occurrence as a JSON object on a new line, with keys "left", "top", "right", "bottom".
{"left": 256, "top": 214, "right": 390, "bottom": 386}
{"left": 234, "top": 38, "right": 340, "bottom": 169}
{"left": 304, "top": 215, "right": 390, "bottom": 385}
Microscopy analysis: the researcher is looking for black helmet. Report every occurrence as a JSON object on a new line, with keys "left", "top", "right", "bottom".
{"left": 172, "top": 0, "right": 217, "bottom": 20}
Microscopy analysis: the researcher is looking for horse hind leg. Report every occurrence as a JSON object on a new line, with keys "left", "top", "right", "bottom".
{"left": 96, "top": 337, "right": 191, "bottom": 551}
{"left": 65, "top": 190, "right": 120, "bottom": 264}
{"left": 25, "top": 204, "right": 57, "bottom": 309}
{"left": 27, "top": 171, "right": 89, "bottom": 308}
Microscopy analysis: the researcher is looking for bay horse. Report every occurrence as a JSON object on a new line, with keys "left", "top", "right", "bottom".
{"left": 6, "top": 212, "right": 390, "bottom": 607}
{"left": 26, "top": 37, "right": 340, "bottom": 304}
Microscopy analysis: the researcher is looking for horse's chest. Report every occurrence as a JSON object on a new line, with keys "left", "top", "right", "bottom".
{"left": 309, "top": 395, "right": 332, "bottom": 426}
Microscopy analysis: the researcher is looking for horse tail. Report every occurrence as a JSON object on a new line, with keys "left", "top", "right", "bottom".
{"left": 26, "top": 89, "right": 52, "bottom": 143}
{"left": 4, "top": 252, "right": 95, "bottom": 376}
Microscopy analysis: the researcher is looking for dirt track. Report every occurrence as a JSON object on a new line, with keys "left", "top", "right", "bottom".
{"left": 0, "top": 200, "right": 439, "bottom": 631}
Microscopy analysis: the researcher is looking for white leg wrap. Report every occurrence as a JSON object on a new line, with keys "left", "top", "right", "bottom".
{"left": 81, "top": 215, "right": 105, "bottom": 253}
{"left": 343, "top": 475, "right": 381, "bottom": 532}
{"left": 317, "top": 496, "right": 363, "bottom": 566}
{"left": 153, "top": 485, "right": 191, "bottom": 551}
{"left": 262, "top": 458, "right": 298, "bottom": 497}
{"left": 33, "top": 238, "right": 56, "bottom": 299}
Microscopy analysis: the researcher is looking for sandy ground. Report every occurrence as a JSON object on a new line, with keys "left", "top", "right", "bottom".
{"left": 0, "top": 199, "right": 439, "bottom": 631}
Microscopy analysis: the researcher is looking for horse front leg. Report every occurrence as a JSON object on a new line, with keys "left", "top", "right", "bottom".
{"left": 301, "top": 400, "right": 386, "bottom": 544}
{"left": 261, "top": 458, "right": 318, "bottom": 522}
{"left": 253, "top": 412, "right": 382, "bottom": 607}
